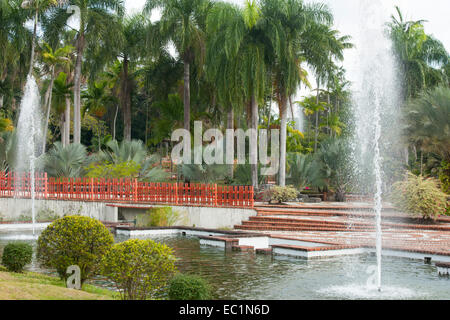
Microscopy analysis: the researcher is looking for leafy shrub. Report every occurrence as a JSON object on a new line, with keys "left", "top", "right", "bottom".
{"left": 136, "top": 207, "right": 180, "bottom": 227}
{"left": 439, "top": 160, "right": 450, "bottom": 194}
{"left": 39, "top": 143, "right": 89, "bottom": 178}
{"left": 85, "top": 161, "right": 141, "bottom": 179}
{"left": 37, "top": 216, "right": 114, "bottom": 283}
{"left": 262, "top": 186, "right": 298, "bottom": 204}
{"left": 168, "top": 273, "right": 211, "bottom": 300}
{"left": 101, "top": 239, "right": 177, "bottom": 300}
{"left": 1, "top": 242, "right": 33, "bottom": 273}
{"left": 287, "top": 153, "right": 325, "bottom": 191}
{"left": 390, "top": 172, "right": 447, "bottom": 220}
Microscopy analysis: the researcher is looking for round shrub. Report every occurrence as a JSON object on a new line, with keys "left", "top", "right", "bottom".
{"left": 1, "top": 242, "right": 33, "bottom": 273}
{"left": 262, "top": 186, "right": 298, "bottom": 204}
{"left": 102, "top": 239, "right": 177, "bottom": 300}
{"left": 391, "top": 172, "right": 447, "bottom": 220}
{"left": 37, "top": 216, "right": 114, "bottom": 283}
{"left": 168, "top": 273, "right": 211, "bottom": 300}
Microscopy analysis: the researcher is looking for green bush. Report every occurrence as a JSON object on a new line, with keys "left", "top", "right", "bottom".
{"left": 168, "top": 273, "right": 211, "bottom": 300}
{"left": 390, "top": 172, "right": 448, "bottom": 220}
{"left": 84, "top": 161, "right": 141, "bottom": 179}
{"left": 1, "top": 242, "right": 33, "bottom": 273}
{"left": 37, "top": 216, "right": 114, "bottom": 283}
{"left": 136, "top": 207, "right": 180, "bottom": 227}
{"left": 262, "top": 186, "right": 298, "bottom": 204}
{"left": 101, "top": 239, "right": 177, "bottom": 300}
{"left": 439, "top": 160, "right": 450, "bottom": 194}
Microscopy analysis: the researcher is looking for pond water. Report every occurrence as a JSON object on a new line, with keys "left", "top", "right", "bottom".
{"left": 0, "top": 230, "right": 448, "bottom": 300}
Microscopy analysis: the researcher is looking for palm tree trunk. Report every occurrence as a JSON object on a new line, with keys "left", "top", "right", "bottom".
{"left": 183, "top": 58, "right": 191, "bottom": 132}
{"left": 227, "top": 107, "right": 234, "bottom": 179}
{"left": 113, "top": 103, "right": 119, "bottom": 141}
{"left": 279, "top": 98, "right": 288, "bottom": 187}
{"left": 60, "top": 113, "right": 65, "bottom": 146}
{"left": 64, "top": 97, "right": 71, "bottom": 146}
{"left": 73, "top": 33, "right": 85, "bottom": 145}
{"left": 123, "top": 57, "right": 132, "bottom": 141}
{"left": 42, "top": 66, "right": 55, "bottom": 153}
{"left": 314, "top": 82, "right": 320, "bottom": 153}
{"left": 250, "top": 94, "right": 258, "bottom": 189}
{"left": 29, "top": 8, "right": 38, "bottom": 76}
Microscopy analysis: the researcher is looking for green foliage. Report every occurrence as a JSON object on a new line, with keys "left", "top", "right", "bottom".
{"left": 101, "top": 239, "right": 177, "bottom": 300}
{"left": 287, "top": 153, "right": 325, "bottom": 191}
{"left": 232, "top": 164, "right": 267, "bottom": 186}
{"left": 85, "top": 161, "right": 141, "bottom": 179}
{"left": 262, "top": 185, "right": 298, "bottom": 204}
{"left": 1, "top": 243, "right": 33, "bottom": 273}
{"left": 39, "top": 143, "right": 89, "bottom": 178}
{"left": 168, "top": 273, "right": 211, "bottom": 300}
{"left": 390, "top": 172, "right": 447, "bottom": 220}
{"left": 37, "top": 216, "right": 114, "bottom": 283}
{"left": 180, "top": 164, "right": 229, "bottom": 184}
{"left": 136, "top": 207, "right": 180, "bottom": 228}
{"left": 97, "top": 140, "right": 169, "bottom": 182}
{"left": 318, "top": 138, "right": 353, "bottom": 201}
{"left": 404, "top": 86, "right": 450, "bottom": 163}
{"left": 439, "top": 161, "right": 450, "bottom": 194}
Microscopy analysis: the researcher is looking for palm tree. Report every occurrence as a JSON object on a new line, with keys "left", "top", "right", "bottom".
{"left": 388, "top": 6, "right": 449, "bottom": 99}
{"left": 145, "top": 0, "right": 211, "bottom": 132}
{"left": 404, "top": 86, "right": 450, "bottom": 163}
{"left": 115, "top": 14, "right": 148, "bottom": 141}
{"left": 44, "top": 0, "right": 125, "bottom": 144}
{"left": 301, "top": 22, "right": 353, "bottom": 152}
{"left": 286, "top": 152, "right": 325, "bottom": 191}
{"left": 39, "top": 142, "right": 88, "bottom": 177}
{"left": 20, "top": 0, "right": 65, "bottom": 75}
{"left": 260, "top": 0, "right": 333, "bottom": 186}
{"left": 41, "top": 42, "right": 73, "bottom": 152}
{"left": 51, "top": 71, "right": 73, "bottom": 146}
{"left": 206, "top": 0, "right": 268, "bottom": 189}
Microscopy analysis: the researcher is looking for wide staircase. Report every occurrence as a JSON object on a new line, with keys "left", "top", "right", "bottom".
{"left": 234, "top": 204, "right": 450, "bottom": 233}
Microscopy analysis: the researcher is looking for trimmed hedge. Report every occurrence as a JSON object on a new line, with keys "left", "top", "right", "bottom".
{"left": 168, "top": 273, "right": 211, "bottom": 300}
{"left": 37, "top": 216, "right": 114, "bottom": 283}
{"left": 1, "top": 242, "right": 33, "bottom": 273}
{"left": 102, "top": 239, "right": 177, "bottom": 300}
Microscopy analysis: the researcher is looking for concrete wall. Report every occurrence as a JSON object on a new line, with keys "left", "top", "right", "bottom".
{"left": 120, "top": 205, "right": 257, "bottom": 229}
{"left": 0, "top": 198, "right": 118, "bottom": 222}
{"left": 0, "top": 198, "right": 256, "bottom": 229}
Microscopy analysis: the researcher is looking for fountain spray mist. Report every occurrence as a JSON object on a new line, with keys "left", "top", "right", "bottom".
{"left": 15, "top": 75, "right": 44, "bottom": 235}
{"left": 351, "top": 0, "right": 402, "bottom": 292}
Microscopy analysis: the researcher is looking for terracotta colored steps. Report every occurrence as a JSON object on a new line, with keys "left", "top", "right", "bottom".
{"left": 235, "top": 224, "right": 363, "bottom": 232}
{"left": 247, "top": 216, "right": 450, "bottom": 232}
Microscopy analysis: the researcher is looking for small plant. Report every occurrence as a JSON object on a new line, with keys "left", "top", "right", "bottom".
{"left": 37, "top": 216, "right": 114, "bottom": 283}
{"left": 136, "top": 207, "right": 180, "bottom": 227}
{"left": 84, "top": 161, "right": 141, "bottom": 179}
{"left": 1, "top": 242, "right": 33, "bottom": 273}
{"left": 262, "top": 186, "right": 298, "bottom": 204}
{"left": 168, "top": 273, "right": 211, "bottom": 300}
{"left": 101, "top": 239, "right": 177, "bottom": 300}
{"left": 390, "top": 172, "right": 448, "bottom": 220}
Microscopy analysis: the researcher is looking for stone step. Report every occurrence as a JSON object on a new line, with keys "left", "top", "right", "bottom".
{"left": 235, "top": 224, "right": 363, "bottom": 232}
{"left": 242, "top": 220, "right": 371, "bottom": 231}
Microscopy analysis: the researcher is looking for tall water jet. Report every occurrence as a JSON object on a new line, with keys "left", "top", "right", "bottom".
{"left": 15, "top": 75, "right": 44, "bottom": 235}
{"left": 351, "top": 0, "right": 402, "bottom": 292}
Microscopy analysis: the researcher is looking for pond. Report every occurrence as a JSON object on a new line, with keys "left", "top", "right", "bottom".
{"left": 0, "top": 230, "right": 448, "bottom": 300}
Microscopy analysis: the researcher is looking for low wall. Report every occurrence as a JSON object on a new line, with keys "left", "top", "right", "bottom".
{"left": 0, "top": 198, "right": 257, "bottom": 229}
{"left": 119, "top": 205, "right": 257, "bottom": 229}
{"left": 0, "top": 198, "right": 117, "bottom": 222}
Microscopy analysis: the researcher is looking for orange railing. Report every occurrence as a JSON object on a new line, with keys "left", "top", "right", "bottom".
{"left": 0, "top": 172, "right": 254, "bottom": 208}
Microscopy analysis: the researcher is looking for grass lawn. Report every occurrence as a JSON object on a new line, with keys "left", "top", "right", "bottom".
{"left": 0, "top": 267, "right": 117, "bottom": 300}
